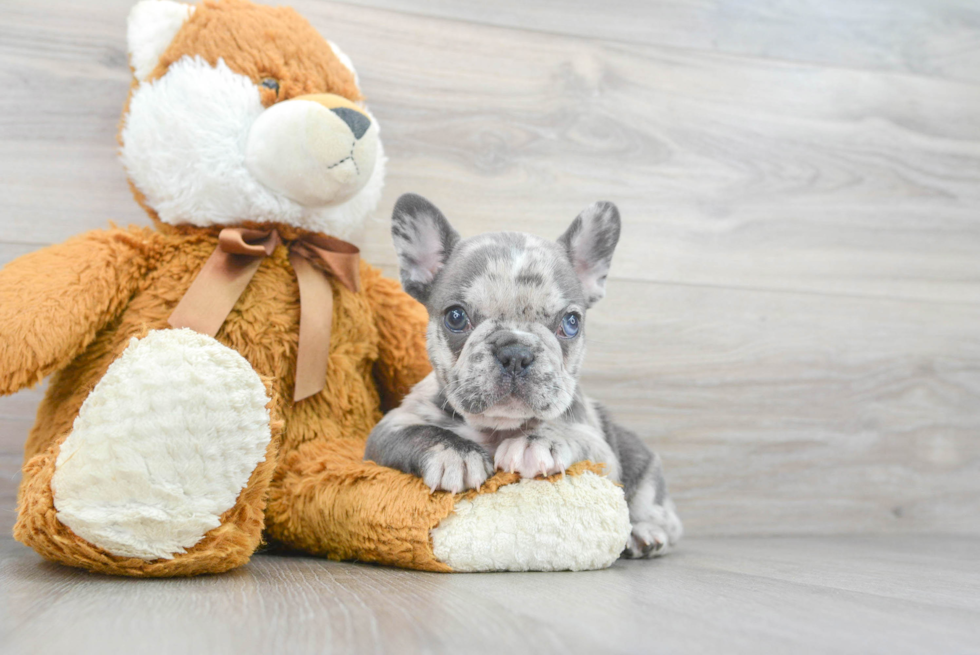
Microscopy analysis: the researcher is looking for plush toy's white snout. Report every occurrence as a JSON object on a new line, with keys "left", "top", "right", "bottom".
{"left": 245, "top": 93, "right": 379, "bottom": 207}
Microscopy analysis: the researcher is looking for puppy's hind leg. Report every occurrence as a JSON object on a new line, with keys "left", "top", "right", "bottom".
{"left": 623, "top": 453, "right": 683, "bottom": 558}
{"left": 597, "top": 405, "right": 682, "bottom": 558}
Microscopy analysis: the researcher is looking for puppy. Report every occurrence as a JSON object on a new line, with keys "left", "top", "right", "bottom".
{"left": 365, "top": 194, "right": 682, "bottom": 557}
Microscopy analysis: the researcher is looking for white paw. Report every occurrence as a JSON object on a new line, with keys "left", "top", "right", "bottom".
{"left": 51, "top": 329, "right": 271, "bottom": 560}
{"left": 494, "top": 436, "right": 568, "bottom": 478}
{"left": 623, "top": 500, "right": 683, "bottom": 559}
{"left": 624, "top": 521, "right": 670, "bottom": 558}
{"left": 422, "top": 445, "right": 492, "bottom": 494}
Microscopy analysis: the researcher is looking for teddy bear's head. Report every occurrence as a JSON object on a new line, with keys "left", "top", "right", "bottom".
{"left": 120, "top": 0, "right": 384, "bottom": 238}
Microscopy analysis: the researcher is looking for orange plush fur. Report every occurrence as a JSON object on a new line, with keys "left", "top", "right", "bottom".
{"left": 6, "top": 221, "right": 457, "bottom": 574}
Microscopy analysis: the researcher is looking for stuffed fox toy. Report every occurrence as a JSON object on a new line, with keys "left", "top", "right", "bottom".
{"left": 0, "top": 0, "right": 630, "bottom": 576}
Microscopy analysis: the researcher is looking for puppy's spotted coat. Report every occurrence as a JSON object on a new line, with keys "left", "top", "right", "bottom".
{"left": 365, "top": 194, "right": 682, "bottom": 557}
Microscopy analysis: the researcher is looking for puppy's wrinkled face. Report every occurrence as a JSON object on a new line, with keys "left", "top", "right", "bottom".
{"left": 391, "top": 194, "right": 621, "bottom": 428}
{"left": 429, "top": 232, "right": 585, "bottom": 423}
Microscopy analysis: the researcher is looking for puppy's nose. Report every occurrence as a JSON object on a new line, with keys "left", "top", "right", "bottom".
{"left": 330, "top": 106, "right": 371, "bottom": 139}
{"left": 495, "top": 343, "right": 535, "bottom": 377}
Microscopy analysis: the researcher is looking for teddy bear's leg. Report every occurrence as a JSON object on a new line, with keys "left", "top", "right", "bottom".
{"left": 266, "top": 438, "right": 633, "bottom": 572}
{"left": 14, "top": 329, "right": 278, "bottom": 576}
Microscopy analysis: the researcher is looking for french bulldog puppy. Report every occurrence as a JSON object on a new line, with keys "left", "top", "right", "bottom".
{"left": 365, "top": 194, "right": 682, "bottom": 557}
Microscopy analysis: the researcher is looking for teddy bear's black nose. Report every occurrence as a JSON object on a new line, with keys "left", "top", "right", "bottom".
{"left": 495, "top": 343, "right": 535, "bottom": 377}
{"left": 330, "top": 107, "right": 371, "bottom": 139}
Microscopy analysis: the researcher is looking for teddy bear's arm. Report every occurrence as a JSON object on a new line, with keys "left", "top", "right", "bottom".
{"left": 0, "top": 227, "right": 156, "bottom": 395}
{"left": 361, "top": 265, "right": 433, "bottom": 412}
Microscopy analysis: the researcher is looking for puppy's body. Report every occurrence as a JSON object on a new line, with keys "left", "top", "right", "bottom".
{"left": 365, "top": 195, "right": 682, "bottom": 557}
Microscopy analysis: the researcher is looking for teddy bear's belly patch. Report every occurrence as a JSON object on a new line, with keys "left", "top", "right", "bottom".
{"left": 50, "top": 328, "right": 272, "bottom": 560}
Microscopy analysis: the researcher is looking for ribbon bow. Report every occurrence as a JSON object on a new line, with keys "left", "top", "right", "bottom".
{"left": 168, "top": 227, "right": 361, "bottom": 402}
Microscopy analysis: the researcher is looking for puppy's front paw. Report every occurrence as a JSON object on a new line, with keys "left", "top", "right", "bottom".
{"left": 422, "top": 445, "right": 493, "bottom": 494}
{"left": 494, "top": 436, "right": 568, "bottom": 478}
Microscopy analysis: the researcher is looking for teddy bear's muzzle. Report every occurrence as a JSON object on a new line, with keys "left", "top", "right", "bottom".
{"left": 244, "top": 93, "right": 379, "bottom": 207}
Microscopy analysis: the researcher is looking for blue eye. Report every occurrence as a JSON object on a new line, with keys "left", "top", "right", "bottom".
{"left": 558, "top": 313, "right": 580, "bottom": 339}
{"left": 260, "top": 78, "right": 280, "bottom": 94}
{"left": 444, "top": 306, "right": 470, "bottom": 332}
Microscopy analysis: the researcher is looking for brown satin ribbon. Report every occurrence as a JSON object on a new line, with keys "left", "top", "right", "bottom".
{"left": 168, "top": 227, "right": 361, "bottom": 402}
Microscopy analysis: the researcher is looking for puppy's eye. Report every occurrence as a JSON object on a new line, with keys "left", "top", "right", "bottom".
{"left": 260, "top": 78, "right": 280, "bottom": 95}
{"left": 557, "top": 312, "right": 580, "bottom": 339}
{"left": 444, "top": 306, "right": 470, "bottom": 333}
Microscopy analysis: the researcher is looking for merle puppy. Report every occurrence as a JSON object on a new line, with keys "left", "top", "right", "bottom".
{"left": 365, "top": 194, "right": 681, "bottom": 557}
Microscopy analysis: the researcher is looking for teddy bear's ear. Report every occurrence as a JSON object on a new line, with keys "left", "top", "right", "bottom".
{"left": 127, "top": 0, "right": 196, "bottom": 82}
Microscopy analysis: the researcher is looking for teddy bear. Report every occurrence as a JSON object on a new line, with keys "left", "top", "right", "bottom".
{"left": 1, "top": 0, "right": 631, "bottom": 576}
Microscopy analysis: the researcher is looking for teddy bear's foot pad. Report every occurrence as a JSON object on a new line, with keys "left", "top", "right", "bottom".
{"left": 430, "top": 470, "right": 632, "bottom": 572}
{"left": 50, "top": 329, "right": 272, "bottom": 560}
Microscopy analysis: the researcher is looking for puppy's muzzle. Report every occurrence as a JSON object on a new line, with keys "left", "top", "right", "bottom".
{"left": 494, "top": 342, "right": 535, "bottom": 377}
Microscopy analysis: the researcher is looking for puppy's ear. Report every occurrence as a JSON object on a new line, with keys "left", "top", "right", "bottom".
{"left": 391, "top": 194, "right": 461, "bottom": 303}
{"left": 557, "top": 201, "right": 621, "bottom": 307}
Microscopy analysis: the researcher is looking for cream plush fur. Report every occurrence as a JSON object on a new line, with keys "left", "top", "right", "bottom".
{"left": 51, "top": 330, "right": 272, "bottom": 560}
{"left": 245, "top": 99, "right": 380, "bottom": 207}
{"left": 431, "top": 472, "right": 631, "bottom": 572}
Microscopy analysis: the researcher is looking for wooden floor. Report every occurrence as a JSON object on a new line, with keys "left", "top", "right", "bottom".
{"left": 2, "top": 518, "right": 979, "bottom": 654}
{"left": 1, "top": 0, "right": 980, "bottom": 652}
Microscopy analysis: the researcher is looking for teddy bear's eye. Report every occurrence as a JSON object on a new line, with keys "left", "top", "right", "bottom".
{"left": 260, "top": 78, "right": 280, "bottom": 95}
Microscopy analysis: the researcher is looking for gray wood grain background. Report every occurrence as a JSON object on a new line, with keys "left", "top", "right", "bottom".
{"left": 1, "top": 0, "right": 978, "bottom": 539}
